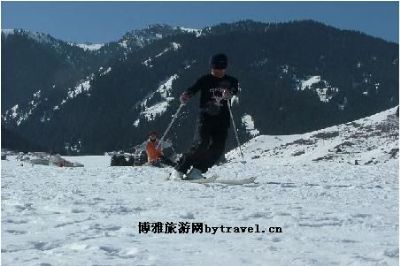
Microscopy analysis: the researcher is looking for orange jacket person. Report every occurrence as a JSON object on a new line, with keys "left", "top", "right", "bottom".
{"left": 146, "top": 132, "right": 163, "bottom": 164}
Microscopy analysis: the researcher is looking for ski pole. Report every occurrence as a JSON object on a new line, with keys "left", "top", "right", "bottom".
{"left": 227, "top": 102, "right": 245, "bottom": 162}
{"left": 157, "top": 103, "right": 185, "bottom": 149}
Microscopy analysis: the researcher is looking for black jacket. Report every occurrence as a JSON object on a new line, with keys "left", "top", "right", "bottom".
{"left": 186, "top": 74, "right": 239, "bottom": 120}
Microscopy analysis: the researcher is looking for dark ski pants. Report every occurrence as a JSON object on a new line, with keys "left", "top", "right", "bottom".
{"left": 150, "top": 155, "right": 177, "bottom": 168}
{"left": 176, "top": 116, "right": 228, "bottom": 174}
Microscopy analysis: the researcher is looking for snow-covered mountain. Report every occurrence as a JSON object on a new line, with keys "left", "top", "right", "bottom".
{"left": 118, "top": 24, "right": 194, "bottom": 49}
{"left": 2, "top": 20, "right": 398, "bottom": 154}
{"left": 2, "top": 107, "right": 398, "bottom": 265}
{"left": 1, "top": 25, "right": 182, "bottom": 112}
{"left": 2, "top": 29, "right": 61, "bottom": 46}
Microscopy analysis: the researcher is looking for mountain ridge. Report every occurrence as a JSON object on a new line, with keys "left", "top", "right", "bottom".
{"left": 3, "top": 19, "right": 398, "bottom": 45}
{"left": 2, "top": 20, "right": 398, "bottom": 154}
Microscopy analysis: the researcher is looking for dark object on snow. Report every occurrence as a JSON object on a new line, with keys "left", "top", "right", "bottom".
{"left": 149, "top": 155, "right": 177, "bottom": 168}
{"left": 312, "top": 131, "right": 340, "bottom": 139}
{"left": 389, "top": 148, "right": 399, "bottom": 159}
{"left": 111, "top": 154, "right": 135, "bottom": 166}
{"left": 1, "top": 154, "right": 6, "bottom": 160}
{"left": 134, "top": 150, "right": 147, "bottom": 166}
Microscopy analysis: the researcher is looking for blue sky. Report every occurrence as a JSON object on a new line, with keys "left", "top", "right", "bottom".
{"left": 2, "top": 1, "right": 399, "bottom": 44}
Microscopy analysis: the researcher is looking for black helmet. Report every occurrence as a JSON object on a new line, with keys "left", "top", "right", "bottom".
{"left": 210, "top": 53, "right": 228, "bottom": 69}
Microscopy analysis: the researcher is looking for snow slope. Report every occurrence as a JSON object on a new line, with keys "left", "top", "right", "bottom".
{"left": 228, "top": 107, "right": 399, "bottom": 165}
{"left": 2, "top": 108, "right": 398, "bottom": 265}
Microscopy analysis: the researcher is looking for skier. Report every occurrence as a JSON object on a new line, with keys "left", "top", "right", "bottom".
{"left": 171, "top": 53, "right": 239, "bottom": 180}
{"left": 146, "top": 131, "right": 176, "bottom": 167}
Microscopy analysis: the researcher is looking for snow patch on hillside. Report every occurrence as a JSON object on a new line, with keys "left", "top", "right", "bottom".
{"left": 33, "top": 90, "right": 41, "bottom": 98}
{"left": 66, "top": 77, "right": 93, "bottom": 100}
{"left": 75, "top": 43, "right": 104, "bottom": 51}
{"left": 157, "top": 74, "right": 178, "bottom": 98}
{"left": 242, "top": 114, "right": 260, "bottom": 137}
{"left": 143, "top": 58, "right": 153, "bottom": 68}
{"left": 281, "top": 65, "right": 289, "bottom": 73}
{"left": 177, "top": 26, "right": 202, "bottom": 37}
{"left": 40, "top": 113, "right": 51, "bottom": 123}
{"left": 298, "top": 76, "right": 339, "bottom": 103}
{"left": 1, "top": 29, "right": 15, "bottom": 37}
{"left": 142, "top": 42, "right": 182, "bottom": 68}
{"left": 99, "top": 67, "right": 112, "bottom": 76}
{"left": 183, "top": 59, "right": 197, "bottom": 70}
{"left": 2, "top": 90, "right": 43, "bottom": 126}
{"left": 141, "top": 101, "right": 170, "bottom": 121}
{"left": 64, "top": 140, "right": 83, "bottom": 154}
{"left": 9, "top": 105, "right": 19, "bottom": 119}
{"left": 119, "top": 40, "right": 128, "bottom": 48}
{"left": 155, "top": 42, "right": 181, "bottom": 57}
{"left": 300, "top": 76, "right": 321, "bottom": 90}
{"left": 133, "top": 119, "right": 140, "bottom": 127}
{"left": 171, "top": 42, "right": 181, "bottom": 50}
{"left": 50, "top": 75, "right": 95, "bottom": 114}
{"left": 136, "top": 74, "right": 179, "bottom": 122}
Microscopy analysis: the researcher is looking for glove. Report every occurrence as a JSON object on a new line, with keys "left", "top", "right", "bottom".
{"left": 222, "top": 89, "right": 233, "bottom": 100}
{"left": 180, "top": 92, "right": 191, "bottom": 105}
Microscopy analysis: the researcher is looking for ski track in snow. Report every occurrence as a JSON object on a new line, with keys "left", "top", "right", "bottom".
{"left": 2, "top": 156, "right": 398, "bottom": 265}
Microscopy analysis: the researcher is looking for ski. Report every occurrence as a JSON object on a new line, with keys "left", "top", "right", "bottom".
{"left": 212, "top": 176, "right": 257, "bottom": 185}
{"left": 169, "top": 174, "right": 256, "bottom": 185}
{"left": 185, "top": 175, "right": 218, "bottom": 183}
{"left": 185, "top": 176, "right": 256, "bottom": 185}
